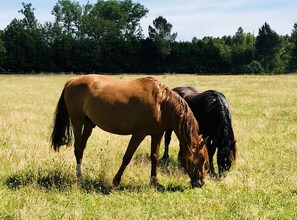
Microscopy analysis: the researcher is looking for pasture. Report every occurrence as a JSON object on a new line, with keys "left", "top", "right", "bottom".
{"left": 0, "top": 74, "right": 296, "bottom": 219}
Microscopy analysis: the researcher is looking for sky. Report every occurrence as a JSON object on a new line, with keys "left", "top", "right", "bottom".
{"left": 0, "top": 0, "right": 296, "bottom": 41}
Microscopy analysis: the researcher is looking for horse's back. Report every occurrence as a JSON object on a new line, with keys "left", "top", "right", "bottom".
{"left": 175, "top": 89, "right": 229, "bottom": 136}
{"left": 64, "top": 75, "right": 165, "bottom": 135}
{"left": 173, "top": 87, "right": 200, "bottom": 99}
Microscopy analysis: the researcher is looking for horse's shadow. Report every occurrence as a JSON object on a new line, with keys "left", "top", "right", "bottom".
{"left": 5, "top": 169, "right": 112, "bottom": 195}
{"left": 4, "top": 165, "right": 186, "bottom": 194}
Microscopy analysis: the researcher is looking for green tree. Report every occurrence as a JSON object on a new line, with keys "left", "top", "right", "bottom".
{"left": 4, "top": 19, "right": 30, "bottom": 71}
{"left": 4, "top": 19, "right": 55, "bottom": 72}
{"left": 148, "top": 16, "right": 177, "bottom": 42}
{"left": 231, "top": 27, "right": 255, "bottom": 73}
{"left": 52, "top": 0, "right": 83, "bottom": 38}
{"left": 84, "top": 0, "right": 126, "bottom": 40}
{"left": 82, "top": 0, "right": 148, "bottom": 41}
{"left": 3, "top": 3, "right": 48, "bottom": 72}
{"left": 19, "top": 2, "right": 37, "bottom": 30}
{"left": 148, "top": 16, "right": 177, "bottom": 68}
{"left": 0, "top": 30, "right": 6, "bottom": 71}
{"left": 288, "top": 23, "right": 297, "bottom": 72}
{"left": 121, "top": 0, "right": 148, "bottom": 40}
{"left": 255, "top": 22, "right": 281, "bottom": 73}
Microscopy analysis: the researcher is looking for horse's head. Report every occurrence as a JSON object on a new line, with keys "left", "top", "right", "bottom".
{"left": 217, "top": 140, "right": 236, "bottom": 176}
{"left": 183, "top": 136, "right": 209, "bottom": 188}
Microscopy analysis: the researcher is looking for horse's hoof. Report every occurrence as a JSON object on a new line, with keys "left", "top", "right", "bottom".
{"left": 156, "top": 184, "right": 165, "bottom": 192}
{"left": 207, "top": 170, "right": 218, "bottom": 179}
{"left": 151, "top": 181, "right": 165, "bottom": 192}
{"left": 191, "top": 179, "right": 205, "bottom": 188}
{"left": 161, "top": 156, "right": 169, "bottom": 164}
{"left": 219, "top": 171, "right": 228, "bottom": 179}
{"left": 150, "top": 178, "right": 165, "bottom": 192}
{"left": 76, "top": 175, "right": 82, "bottom": 182}
{"left": 112, "top": 177, "right": 120, "bottom": 187}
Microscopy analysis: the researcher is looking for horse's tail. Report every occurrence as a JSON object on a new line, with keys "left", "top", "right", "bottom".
{"left": 51, "top": 81, "right": 72, "bottom": 151}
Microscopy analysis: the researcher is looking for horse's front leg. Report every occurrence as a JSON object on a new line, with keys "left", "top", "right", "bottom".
{"left": 113, "top": 133, "right": 146, "bottom": 187}
{"left": 207, "top": 139, "right": 217, "bottom": 178}
{"left": 150, "top": 133, "right": 164, "bottom": 191}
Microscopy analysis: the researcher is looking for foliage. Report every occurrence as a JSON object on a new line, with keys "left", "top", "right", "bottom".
{"left": 244, "top": 60, "right": 264, "bottom": 74}
{"left": 0, "top": 31, "right": 6, "bottom": 69}
{"left": 255, "top": 22, "right": 281, "bottom": 73}
{"left": 147, "top": 16, "right": 177, "bottom": 72}
{"left": 0, "top": 1, "right": 296, "bottom": 73}
{"left": 288, "top": 23, "right": 297, "bottom": 72}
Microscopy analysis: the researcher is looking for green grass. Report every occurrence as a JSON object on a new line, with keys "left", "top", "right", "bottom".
{"left": 0, "top": 74, "right": 296, "bottom": 219}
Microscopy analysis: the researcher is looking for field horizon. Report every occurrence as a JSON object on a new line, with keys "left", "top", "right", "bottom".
{"left": 0, "top": 74, "right": 296, "bottom": 219}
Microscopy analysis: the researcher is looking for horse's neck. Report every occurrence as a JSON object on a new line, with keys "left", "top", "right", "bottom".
{"left": 171, "top": 109, "right": 198, "bottom": 153}
{"left": 161, "top": 89, "right": 199, "bottom": 151}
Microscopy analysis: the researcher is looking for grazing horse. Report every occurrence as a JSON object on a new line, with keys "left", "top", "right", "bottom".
{"left": 162, "top": 87, "right": 236, "bottom": 177}
{"left": 51, "top": 75, "right": 209, "bottom": 189}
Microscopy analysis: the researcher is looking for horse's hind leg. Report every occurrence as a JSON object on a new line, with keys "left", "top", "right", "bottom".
{"left": 74, "top": 118, "right": 94, "bottom": 178}
{"left": 161, "top": 129, "right": 172, "bottom": 162}
{"left": 113, "top": 133, "right": 146, "bottom": 187}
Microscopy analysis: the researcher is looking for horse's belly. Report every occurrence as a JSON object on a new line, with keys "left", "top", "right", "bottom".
{"left": 85, "top": 102, "right": 158, "bottom": 135}
{"left": 93, "top": 115, "right": 136, "bottom": 135}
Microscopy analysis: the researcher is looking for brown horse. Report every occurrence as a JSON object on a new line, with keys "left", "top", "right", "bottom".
{"left": 51, "top": 75, "right": 209, "bottom": 189}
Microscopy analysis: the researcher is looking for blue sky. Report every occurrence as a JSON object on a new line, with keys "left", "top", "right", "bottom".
{"left": 0, "top": 0, "right": 296, "bottom": 41}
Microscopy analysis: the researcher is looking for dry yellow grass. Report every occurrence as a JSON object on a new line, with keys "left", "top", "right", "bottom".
{"left": 0, "top": 74, "right": 296, "bottom": 219}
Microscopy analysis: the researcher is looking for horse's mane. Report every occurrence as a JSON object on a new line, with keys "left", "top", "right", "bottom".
{"left": 157, "top": 81, "right": 200, "bottom": 151}
{"left": 137, "top": 77, "right": 200, "bottom": 151}
{"left": 204, "top": 90, "right": 236, "bottom": 159}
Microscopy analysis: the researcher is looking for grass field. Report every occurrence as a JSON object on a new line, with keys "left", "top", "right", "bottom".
{"left": 0, "top": 74, "right": 296, "bottom": 219}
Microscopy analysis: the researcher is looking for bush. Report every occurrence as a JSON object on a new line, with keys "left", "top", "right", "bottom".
{"left": 244, "top": 60, "right": 264, "bottom": 74}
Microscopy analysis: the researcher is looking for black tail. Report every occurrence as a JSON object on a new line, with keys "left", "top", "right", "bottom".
{"left": 51, "top": 83, "right": 72, "bottom": 151}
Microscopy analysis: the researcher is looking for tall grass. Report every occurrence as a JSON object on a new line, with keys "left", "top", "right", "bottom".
{"left": 0, "top": 74, "right": 296, "bottom": 219}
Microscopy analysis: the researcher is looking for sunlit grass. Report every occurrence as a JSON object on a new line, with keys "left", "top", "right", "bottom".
{"left": 0, "top": 74, "right": 296, "bottom": 219}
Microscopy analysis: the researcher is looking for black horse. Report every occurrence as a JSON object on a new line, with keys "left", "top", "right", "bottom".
{"left": 162, "top": 87, "right": 236, "bottom": 177}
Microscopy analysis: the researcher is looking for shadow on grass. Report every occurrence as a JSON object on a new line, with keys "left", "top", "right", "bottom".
{"left": 5, "top": 168, "right": 186, "bottom": 194}
{"left": 5, "top": 170, "right": 74, "bottom": 191}
{"left": 4, "top": 169, "right": 112, "bottom": 194}
{"left": 133, "top": 153, "right": 184, "bottom": 175}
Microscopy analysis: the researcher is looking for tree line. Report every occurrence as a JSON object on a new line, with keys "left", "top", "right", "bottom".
{"left": 0, "top": 0, "right": 296, "bottom": 74}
